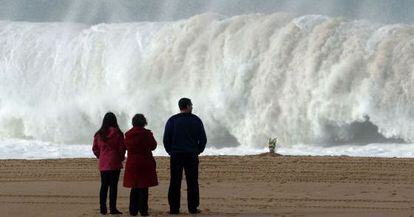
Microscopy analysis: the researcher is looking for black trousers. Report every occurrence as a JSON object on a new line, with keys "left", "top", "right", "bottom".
{"left": 100, "top": 170, "right": 120, "bottom": 212}
{"left": 129, "top": 188, "right": 149, "bottom": 215}
{"left": 168, "top": 154, "right": 199, "bottom": 212}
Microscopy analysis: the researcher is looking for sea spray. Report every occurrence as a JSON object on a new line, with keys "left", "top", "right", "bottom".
{"left": 0, "top": 13, "right": 413, "bottom": 154}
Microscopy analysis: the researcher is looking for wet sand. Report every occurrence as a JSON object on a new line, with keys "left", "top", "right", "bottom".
{"left": 1, "top": 155, "right": 414, "bottom": 216}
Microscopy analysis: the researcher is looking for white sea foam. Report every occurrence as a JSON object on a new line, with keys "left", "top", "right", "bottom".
{"left": 0, "top": 13, "right": 413, "bottom": 159}
{"left": 1, "top": 138, "right": 414, "bottom": 159}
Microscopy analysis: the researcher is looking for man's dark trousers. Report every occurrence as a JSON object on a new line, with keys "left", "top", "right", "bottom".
{"left": 168, "top": 153, "right": 199, "bottom": 213}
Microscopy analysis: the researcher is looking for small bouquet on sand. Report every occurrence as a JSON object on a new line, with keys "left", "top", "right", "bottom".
{"left": 258, "top": 137, "right": 281, "bottom": 157}
{"left": 268, "top": 137, "right": 278, "bottom": 154}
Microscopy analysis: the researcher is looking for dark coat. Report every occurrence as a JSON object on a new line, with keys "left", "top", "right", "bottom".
{"left": 163, "top": 113, "right": 207, "bottom": 155}
{"left": 123, "top": 127, "right": 158, "bottom": 188}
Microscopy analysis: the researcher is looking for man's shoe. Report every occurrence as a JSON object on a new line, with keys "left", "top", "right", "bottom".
{"left": 140, "top": 211, "right": 149, "bottom": 216}
{"left": 100, "top": 206, "right": 108, "bottom": 215}
{"left": 168, "top": 210, "right": 180, "bottom": 215}
{"left": 109, "top": 209, "right": 123, "bottom": 215}
{"left": 189, "top": 209, "right": 201, "bottom": 214}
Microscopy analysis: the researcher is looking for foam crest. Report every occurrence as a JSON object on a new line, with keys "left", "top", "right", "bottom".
{"left": 0, "top": 13, "right": 413, "bottom": 151}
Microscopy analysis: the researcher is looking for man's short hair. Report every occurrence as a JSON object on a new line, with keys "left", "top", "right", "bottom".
{"left": 178, "top": 98, "right": 192, "bottom": 110}
{"left": 132, "top": 114, "right": 147, "bottom": 127}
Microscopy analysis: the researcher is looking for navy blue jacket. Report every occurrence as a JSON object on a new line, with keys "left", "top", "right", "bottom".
{"left": 163, "top": 113, "right": 207, "bottom": 155}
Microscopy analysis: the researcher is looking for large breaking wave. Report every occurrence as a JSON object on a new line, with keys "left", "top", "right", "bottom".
{"left": 0, "top": 13, "right": 413, "bottom": 158}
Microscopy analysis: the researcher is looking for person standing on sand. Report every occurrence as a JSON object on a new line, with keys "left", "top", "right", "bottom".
{"left": 163, "top": 98, "right": 207, "bottom": 214}
{"left": 92, "top": 112, "right": 126, "bottom": 215}
{"left": 123, "top": 114, "right": 158, "bottom": 216}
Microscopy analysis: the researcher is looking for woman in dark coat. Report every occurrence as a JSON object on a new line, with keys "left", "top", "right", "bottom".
{"left": 124, "top": 114, "right": 158, "bottom": 216}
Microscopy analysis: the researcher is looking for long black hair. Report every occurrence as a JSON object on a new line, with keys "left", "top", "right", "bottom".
{"left": 95, "top": 112, "right": 123, "bottom": 141}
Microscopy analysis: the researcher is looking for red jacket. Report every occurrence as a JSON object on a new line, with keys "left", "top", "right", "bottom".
{"left": 123, "top": 127, "right": 158, "bottom": 188}
{"left": 92, "top": 127, "right": 126, "bottom": 171}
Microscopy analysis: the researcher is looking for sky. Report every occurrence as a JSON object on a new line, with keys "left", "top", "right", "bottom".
{"left": 0, "top": 0, "right": 413, "bottom": 24}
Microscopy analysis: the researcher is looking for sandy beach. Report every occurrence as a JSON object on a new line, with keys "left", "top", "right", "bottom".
{"left": 1, "top": 155, "right": 414, "bottom": 217}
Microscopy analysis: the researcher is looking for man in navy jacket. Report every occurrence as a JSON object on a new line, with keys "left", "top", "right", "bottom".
{"left": 163, "top": 98, "right": 207, "bottom": 214}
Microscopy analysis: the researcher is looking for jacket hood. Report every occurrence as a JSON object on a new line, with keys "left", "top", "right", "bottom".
{"left": 107, "top": 127, "right": 120, "bottom": 138}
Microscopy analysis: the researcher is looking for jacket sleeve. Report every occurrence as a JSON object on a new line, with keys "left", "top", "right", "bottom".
{"left": 198, "top": 120, "right": 207, "bottom": 154}
{"left": 92, "top": 136, "right": 100, "bottom": 159}
{"left": 147, "top": 131, "right": 157, "bottom": 151}
{"left": 118, "top": 133, "right": 126, "bottom": 161}
{"left": 163, "top": 119, "right": 172, "bottom": 155}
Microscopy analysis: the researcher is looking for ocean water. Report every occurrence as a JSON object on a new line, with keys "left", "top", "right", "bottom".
{"left": 0, "top": 2, "right": 413, "bottom": 159}
{"left": 1, "top": 138, "right": 414, "bottom": 159}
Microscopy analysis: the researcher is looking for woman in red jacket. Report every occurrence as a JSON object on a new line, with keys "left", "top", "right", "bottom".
{"left": 124, "top": 114, "right": 158, "bottom": 216}
{"left": 92, "top": 112, "right": 126, "bottom": 215}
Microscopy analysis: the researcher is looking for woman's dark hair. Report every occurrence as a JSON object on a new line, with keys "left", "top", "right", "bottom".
{"left": 95, "top": 112, "right": 122, "bottom": 141}
{"left": 132, "top": 114, "right": 147, "bottom": 127}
